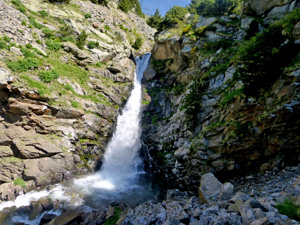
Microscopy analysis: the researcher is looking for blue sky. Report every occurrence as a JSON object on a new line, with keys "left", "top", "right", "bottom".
{"left": 140, "top": 0, "right": 191, "bottom": 16}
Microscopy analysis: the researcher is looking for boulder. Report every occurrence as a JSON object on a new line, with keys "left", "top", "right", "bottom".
{"left": 62, "top": 43, "right": 93, "bottom": 61}
{"left": 0, "top": 162, "right": 24, "bottom": 183}
{"left": 196, "top": 16, "right": 217, "bottom": 28}
{"left": 198, "top": 173, "right": 222, "bottom": 204}
{"left": 165, "top": 201, "right": 189, "bottom": 222}
{"left": 219, "top": 182, "right": 234, "bottom": 201}
{"left": 0, "top": 68, "right": 14, "bottom": 89}
{"left": 13, "top": 137, "right": 63, "bottom": 159}
{"left": 249, "top": 0, "right": 295, "bottom": 15}
{"left": 23, "top": 153, "right": 78, "bottom": 186}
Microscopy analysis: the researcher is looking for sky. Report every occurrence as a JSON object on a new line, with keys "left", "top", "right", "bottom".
{"left": 140, "top": 0, "right": 191, "bottom": 16}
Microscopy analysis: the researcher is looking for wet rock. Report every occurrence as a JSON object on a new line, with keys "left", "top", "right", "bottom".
{"left": 48, "top": 210, "right": 82, "bottom": 225}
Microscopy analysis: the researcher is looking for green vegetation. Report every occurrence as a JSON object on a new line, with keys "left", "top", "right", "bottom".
{"left": 46, "top": 40, "right": 61, "bottom": 51}
{"left": 76, "top": 30, "right": 88, "bottom": 49}
{"left": 164, "top": 6, "right": 189, "bottom": 27}
{"left": 219, "top": 88, "right": 244, "bottom": 108}
{"left": 48, "top": 0, "right": 70, "bottom": 3}
{"left": 21, "top": 75, "right": 50, "bottom": 96}
{"left": 13, "top": 178, "right": 26, "bottom": 189}
{"left": 118, "top": 0, "right": 143, "bottom": 17}
{"left": 147, "top": 9, "right": 163, "bottom": 29}
{"left": 233, "top": 24, "right": 298, "bottom": 96}
{"left": 87, "top": 41, "right": 99, "bottom": 49}
{"left": 7, "top": 58, "right": 40, "bottom": 72}
{"left": 85, "top": 13, "right": 92, "bottom": 19}
{"left": 132, "top": 37, "right": 143, "bottom": 50}
{"left": 90, "top": 0, "right": 108, "bottom": 6}
{"left": 276, "top": 199, "right": 300, "bottom": 222}
{"left": 38, "top": 70, "right": 59, "bottom": 83}
{"left": 38, "top": 10, "right": 48, "bottom": 17}
{"left": 71, "top": 100, "right": 81, "bottom": 108}
{"left": 189, "top": 0, "right": 238, "bottom": 16}
{"left": 277, "top": 8, "right": 300, "bottom": 38}
{"left": 28, "top": 16, "right": 44, "bottom": 29}
{"left": 12, "top": 0, "right": 26, "bottom": 13}
{"left": 103, "top": 207, "right": 122, "bottom": 225}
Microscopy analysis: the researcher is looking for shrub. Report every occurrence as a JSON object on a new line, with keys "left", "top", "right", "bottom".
{"left": 76, "top": 30, "right": 87, "bottom": 49}
{"left": 277, "top": 8, "right": 300, "bottom": 38}
{"left": 233, "top": 25, "right": 298, "bottom": 96}
{"left": 132, "top": 37, "right": 143, "bottom": 50}
{"left": 85, "top": 13, "right": 92, "bottom": 19}
{"left": 189, "top": 0, "right": 237, "bottom": 16}
{"left": 7, "top": 58, "right": 40, "bottom": 72}
{"left": 87, "top": 41, "right": 99, "bottom": 49}
{"left": 0, "top": 40, "right": 7, "bottom": 49}
{"left": 46, "top": 40, "right": 61, "bottom": 51}
{"left": 13, "top": 178, "right": 26, "bottom": 189}
{"left": 38, "top": 10, "right": 48, "bottom": 17}
{"left": 20, "top": 47, "right": 38, "bottom": 58}
{"left": 38, "top": 70, "right": 59, "bottom": 83}
{"left": 42, "top": 28, "right": 56, "bottom": 39}
{"left": 90, "top": 0, "right": 108, "bottom": 6}
{"left": 164, "top": 6, "right": 189, "bottom": 27}
{"left": 28, "top": 16, "right": 44, "bottom": 29}
{"left": 71, "top": 100, "right": 81, "bottom": 108}
{"left": 147, "top": 9, "right": 163, "bottom": 29}
{"left": 3, "top": 35, "right": 11, "bottom": 43}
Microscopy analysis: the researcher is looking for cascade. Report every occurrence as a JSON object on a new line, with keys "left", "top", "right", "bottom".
{"left": 0, "top": 53, "right": 156, "bottom": 223}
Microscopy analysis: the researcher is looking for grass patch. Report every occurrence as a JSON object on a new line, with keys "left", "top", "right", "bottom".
{"left": 21, "top": 75, "right": 50, "bottom": 96}
{"left": 71, "top": 100, "right": 81, "bottom": 108}
{"left": 38, "top": 70, "right": 59, "bottom": 83}
{"left": 276, "top": 199, "right": 300, "bottom": 221}
{"left": 7, "top": 58, "right": 40, "bottom": 72}
{"left": 219, "top": 88, "right": 244, "bottom": 108}
{"left": 46, "top": 40, "right": 61, "bottom": 51}
{"left": 13, "top": 178, "right": 26, "bottom": 189}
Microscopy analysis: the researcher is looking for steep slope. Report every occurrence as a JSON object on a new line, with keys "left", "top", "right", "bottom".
{"left": 0, "top": 0, "right": 155, "bottom": 200}
{"left": 142, "top": 1, "right": 300, "bottom": 194}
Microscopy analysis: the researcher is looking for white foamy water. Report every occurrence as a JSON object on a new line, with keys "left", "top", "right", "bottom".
{"left": 0, "top": 53, "right": 152, "bottom": 216}
{"left": 75, "top": 53, "right": 151, "bottom": 192}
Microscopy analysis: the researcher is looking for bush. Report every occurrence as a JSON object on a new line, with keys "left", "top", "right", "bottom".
{"left": 28, "top": 16, "right": 44, "bottom": 29}
{"left": 13, "top": 178, "right": 26, "bottom": 189}
{"left": 0, "top": 40, "right": 7, "bottom": 49}
{"left": 3, "top": 35, "right": 11, "bottom": 43}
{"left": 87, "top": 41, "right": 99, "bottom": 49}
{"left": 164, "top": 6, "right": 189, "bottom": 27}
{"left": 38, "top": 10, "right": 48, "bottom": 17}
{"left": 189, "top": 0, "right": 237, "bottom": 16}
{"left": 118, "top": 0, "right": 143, "bottom": 17}
{"left": 233, "top": 25, "right": 298, "bottom": 96}
{"left": 46, "top": 40, "right": 61, "bottom": 51}
{"left": 76, "top": 30, "right": 87, "bottom": 49}
{"left": 48, "top": 0, "right": 70, "bottom": 3}
{"left": 71, "top": 100, "right": 81, "bottom": 108}
{"left": 90, "top": 0, "right": 108, "bottom": 6}
{"left": 20, "top": 47, "right": 38, "bottom": 58}
{"left": 7, "top": 58, "right": 40, "bottom": 72}
{"left": 85, "top": 13, "right": 92, "bottom": 19}
{"left": 132, "top": 37, "right": 143, "bottom": 50}
{"left": 277, "top": 8, "right": 300, "bottom": 38}
{"left": 147, "top": 9, "right": 163, "bottom": 29}
{"left": 38, "top": 70, "right": 59, "bottom": 83}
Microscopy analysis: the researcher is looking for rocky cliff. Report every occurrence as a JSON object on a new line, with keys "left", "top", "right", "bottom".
{"left": 0, "top": 0, "right": 155, "bottom": 200}
{"left": 142, "top": 0, "right": 300, "bottom": 194}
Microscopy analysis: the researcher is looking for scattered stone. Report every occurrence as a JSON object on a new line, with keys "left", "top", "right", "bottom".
{"left": 198, "top": 173, "right": 222, "bottom": 204}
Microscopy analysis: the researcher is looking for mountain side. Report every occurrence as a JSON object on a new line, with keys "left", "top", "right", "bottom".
{"left": 0, "top": 0, "right": 155, "bottom": 201}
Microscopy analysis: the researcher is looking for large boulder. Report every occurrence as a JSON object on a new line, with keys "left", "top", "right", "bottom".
{"left": 248, "top": 0, "right": 297, "bottom": 15}
{"left": 198, "top": 173, "right": 222, "bottom": 204}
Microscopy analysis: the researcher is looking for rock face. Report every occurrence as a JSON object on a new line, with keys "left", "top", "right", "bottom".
{"left": 0, "top": 0, "right": 155, "bottom": 200}
{"left": 142, "top": 11, "right": 300, "bottom": 195}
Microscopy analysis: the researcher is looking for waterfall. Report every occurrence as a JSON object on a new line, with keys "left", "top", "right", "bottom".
{"left": 0, "top": 53, "right": 154, "bottom": 217}
{"left": 74, "top": 53, "right": 152, "bottom": 192}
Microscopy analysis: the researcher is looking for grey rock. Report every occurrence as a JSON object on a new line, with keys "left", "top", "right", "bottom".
{"left": 10, "top": 46, "right": 23, "bottom": 56}
{"left": 165, "top": 201, "right": 189, "bottom": 222}
{"left": 219, "top": 182, "right": 234, "bottom": 201}
{"left": 198, "top": 173, "right": 222, "bottom": 204}
{"left": 196, "top": 16, "right": 217, "bottom": 28}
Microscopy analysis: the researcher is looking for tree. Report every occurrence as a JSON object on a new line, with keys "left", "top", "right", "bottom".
{"left": 189, "top": 0, "right": 237, "bottom": 16}
{"left": 147, "top": 9, "right": 162, "bottom": 29}
{"left": 164, "top": 6, "right": 189, "bottom": 27}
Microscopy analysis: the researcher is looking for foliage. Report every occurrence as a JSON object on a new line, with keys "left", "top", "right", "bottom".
{"left": 147, "top": 9, "right": 163, "bottom": 29}
{"left": 46, "top": 40, "right": 61, "bottom": 51}
{"left": 48, "top": 0, "right": 70, "bottom": 3}
{"left": 132, "top": 37, "right": 143, "bottom": 50}
{"left": 233, "top": 25, "right": 298, "bottom": 96}
{"left": 0, "top": 40, "right": 7, "bottom": 49}
{"left": 201, "top": 39, "right": 233, "bottom": 53}
{"left": 28, "top": 16, "right": 44, "bottom": 29}
{"left": 85, "top": 13, "right": 92, "bottom": 19}
{"left": 12, "top": 0, "right": 26, "bottom": 13}
{"left": 13, "top": 178, "right": 26, "bottom": 189}
{"left": 164, "top": 6, "right": 189, "bottom": 27}
{"left": 219, "top": 88, "right": 244, "bottom": 108}
{"left": 71, "top": 100, "right": 81, "bottom": 108}
{"left": 38, "top": 70, "right": 59, "bottom": 83}
{"left": 3, "top": 35, "right": 11, "bottom": 43}
{"left": 276, "top": 199, "right": 300, "bottom": 221}
{"left": 181, "top": 78, "right": 207, "bottom": 128}
{"left": 151, "top": 59, "right": 173, "bottom": 72}
{"left": 103, "top": 207, "right": 122, "bottom": 225}
{"left": 90, "top": 0, "right": 108, "bottom": 6}
{"left": 21, "top": 75, "right": 49, "bottom": 96}
{"left": 276, "top": 8, "right": 300, "bottom": 38}
{"left": 7, "top": 58, "right": 40, "bottom": 72}
{"left": 42, "top": 28, "right": 56, "bottom": 39}
{"left": 118, "top": 0, "right": 143, "bottom": 17}
{"left": 76, "top": 30, "right": 87, "bottom": 49}
{"left": 87, "top": 41, "right": 99, "bottom": 49}
{"left": 189, "top": 0, "right": 238, "bottom": 16}
{"left": 20, "top": 46, "right": 38, "bottom": 58}
{"left": 38, "top": 10, "right": 48, "bottom": 17}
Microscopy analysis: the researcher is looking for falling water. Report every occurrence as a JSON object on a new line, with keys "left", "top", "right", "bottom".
{"left": 0, "top": 53, "right": 155, "bottom": 223}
